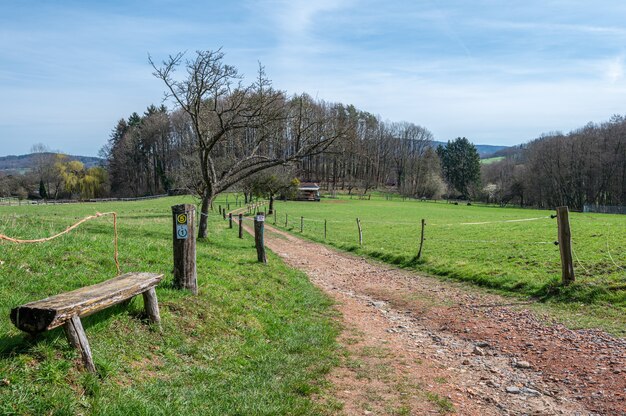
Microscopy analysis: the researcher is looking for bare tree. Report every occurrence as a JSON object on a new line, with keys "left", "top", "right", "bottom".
{"left": 150, "top": 50, "right": 342, "bottom": 238}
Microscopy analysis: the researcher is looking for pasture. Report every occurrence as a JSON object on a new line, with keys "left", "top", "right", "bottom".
{"left": 272, "top": 195, "right": 626, "bottom": 331}
{"left": 0, "top": 196, "right": 339, "bottom": 415}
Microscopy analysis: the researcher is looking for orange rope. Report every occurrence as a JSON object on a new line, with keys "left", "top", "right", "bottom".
{"left": 0, "top": 211, "right": 121, "bottom": 274}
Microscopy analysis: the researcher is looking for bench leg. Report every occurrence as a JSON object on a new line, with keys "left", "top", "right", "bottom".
{"left": 63, "top": 315, "right": 96, "bottom": 373}
{"left": 142, "top": 288, "right": 161, "bottom": 326}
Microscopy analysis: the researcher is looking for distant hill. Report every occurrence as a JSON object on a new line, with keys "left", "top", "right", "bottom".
{"left": 432, "top": 141, "right": 509, "bottom": 158}
{"left": 0, "top": 153, "right": 103, "bottom": 173}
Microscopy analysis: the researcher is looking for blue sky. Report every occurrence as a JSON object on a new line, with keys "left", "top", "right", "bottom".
{"left": 2, "top": 0, "right": 626, "bottom": 156}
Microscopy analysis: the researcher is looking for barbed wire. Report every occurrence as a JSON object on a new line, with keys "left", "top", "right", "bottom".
{"left": 273, "top": 215, "right": 552, "bottom": 227}
{"left": 426, "top": 238, "right": 555, "bottom": 245}
{"left": 429, "top": 216, "right": 551, "bottom": 227}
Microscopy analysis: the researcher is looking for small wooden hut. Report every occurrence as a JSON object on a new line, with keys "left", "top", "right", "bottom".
{"left": 297, "top": 182, "right": 320, "bottom": 201}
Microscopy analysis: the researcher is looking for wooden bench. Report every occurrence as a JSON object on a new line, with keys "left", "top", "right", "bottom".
{"left": 10, "top": 272, "right": 164, "bottom": 372}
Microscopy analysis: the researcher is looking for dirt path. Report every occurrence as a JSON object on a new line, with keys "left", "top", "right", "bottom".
{"left": 242, "top": 218, "right": 625, "bottom": 415}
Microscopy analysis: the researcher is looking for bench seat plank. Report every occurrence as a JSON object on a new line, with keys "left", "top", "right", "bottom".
{"left": 10, "top": 272, "right": 163, "bottom": 333}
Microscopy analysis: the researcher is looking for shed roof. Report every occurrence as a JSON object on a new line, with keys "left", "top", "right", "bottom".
{"left": 299, "top": 182, "right": 320, "bottom": 191}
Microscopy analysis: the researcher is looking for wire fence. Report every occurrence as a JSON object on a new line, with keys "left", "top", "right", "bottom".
{"left": 0, "top": 194, "right": 169, "bottom": 206}
{"left": 265, "top": 207, "right": 626, "bottom": 285}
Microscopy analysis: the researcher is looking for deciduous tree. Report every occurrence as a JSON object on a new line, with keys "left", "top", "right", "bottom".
{"left": 150, "top": 49, "right": 342, "bottom": 238}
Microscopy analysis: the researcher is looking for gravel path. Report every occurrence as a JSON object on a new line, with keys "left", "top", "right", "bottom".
{"left": 244, "top": 219, "right": 625, "bottom": 415}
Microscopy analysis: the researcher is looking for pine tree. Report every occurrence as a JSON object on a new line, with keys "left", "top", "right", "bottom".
{"left": 437, "top": 137, "right": 481, "bottom": 199}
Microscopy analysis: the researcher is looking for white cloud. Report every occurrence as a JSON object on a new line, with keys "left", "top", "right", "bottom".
{"left": 605, "top": 56, "right": 624, "bottom": 83}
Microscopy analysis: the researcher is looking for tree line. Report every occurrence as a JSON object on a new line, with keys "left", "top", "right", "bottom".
{"left": 2, "top": 49, "right": 625, "bottom": 216}
{"left": 0, "top": 145, "right": 108, "bottom": 201}
{"left": 481, "top": 115, "right": 626, "bottom": 210}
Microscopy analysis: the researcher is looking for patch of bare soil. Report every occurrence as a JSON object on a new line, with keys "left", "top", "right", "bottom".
{"left": 255, "top": 223, "right": 625, "bottom": 416}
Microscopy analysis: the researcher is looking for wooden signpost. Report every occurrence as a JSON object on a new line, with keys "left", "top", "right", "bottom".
{"left": 172, "top": 204, "right": 197, "bottom": 294}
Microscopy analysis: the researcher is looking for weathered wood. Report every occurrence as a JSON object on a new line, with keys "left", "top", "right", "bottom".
{"left": 10, "top": 272, "right": 164, "bottom": 333}
{"left": 238, "top": 213, "right": 243, "bottom": 239}
{"left": 285, "top": 213, "right": 288, "bottom": 227}
{"left": 222, "top": 209, "right": 226, "bottom": 220}
{"left": 142, "top": 287, "right": 161, "bottom": 325}
{"left": 254, "top": 213, "right": 267, "bottom": 263}
{"left": 417, "top": 219, "right": 425, "bottom": 259}
{"left": 229, "top": 213, "right": 233, "bottom": 229}
{"left": 64, "top": 315, "right": 96, "bottom": 372}
{"left": 300, "top": 216, "right": 304, "bottom": 233}
{"left": 556, "top": 206, "right": 575, "bottom": 285}
{"left": 274, "top": 209, "right": 277, "bottom": 225}
{"left": 324, "top": 219, "right": 327, "bottom": 239}
{"left": 357, "top": 217, "right": 363, "bottom": 246}
{"left": 172, "top": 204, "right": 197, "bottom": 294}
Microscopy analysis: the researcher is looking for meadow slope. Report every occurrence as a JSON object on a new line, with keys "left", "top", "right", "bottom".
{"left": 0, "top": 196, "right": 339, "bottom": 415}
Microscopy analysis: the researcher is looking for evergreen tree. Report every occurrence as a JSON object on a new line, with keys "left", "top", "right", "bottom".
{"left": 39, "top": 179, "right": 47, "bottom": 198}
{"left": 436, "top": 137, "right": 481, "bottom": 199}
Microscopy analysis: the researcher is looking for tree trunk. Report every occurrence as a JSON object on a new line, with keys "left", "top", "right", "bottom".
{"left": 198, "top": 195, "right": 211, "bottom": 239}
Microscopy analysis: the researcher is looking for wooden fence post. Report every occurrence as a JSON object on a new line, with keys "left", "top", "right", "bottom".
{"left": 219, "top": 205, "right": 222, "bottom": 216}
{"left": 556, "top": 206, "right": 575, "bottom": 285}
{"left": 356, "top": 218, "right": 363, "bottom": 246}
{"left": 417, "top": 219, "right": 425, "bottom": 259}
{"left": 254, "top": 212, "right": 267, "bottom": 263}
{"left": 222, "top": 209, "right": 226, "bottom": 220}
{"left": 285, "top": 213, "right": 288, "bottom": 228}
{"left": 324, "top": 219, "right": 327, "bottom": 239}
{"left": 229, "top": 213, "right": 233, "bottom": 229}
{"left": 274, "top": 209, "right": 277, "bottom": 225}
{"left": 300, "top": 216, "right": 304, "bottom": 233}
{"left": 171, "top": 204, "right": 197, "bottom": 294}
{"left": 238, "top": 213, "right": 243, "bottom": 239}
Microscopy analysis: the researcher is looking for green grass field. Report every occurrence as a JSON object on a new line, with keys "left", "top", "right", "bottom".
{"left": 480, "top": 156, "right": 505, "bottom": 164}
{"left": 0, "top": 196, "right": 340, "bottom": 415}
{"left": 270, "top": 195, "right": 626, "bottom": 333}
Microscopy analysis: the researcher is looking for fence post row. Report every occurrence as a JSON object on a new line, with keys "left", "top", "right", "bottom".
{"left": 254, "top": 212, "right": 267, "bottom": 263}
{"left": 556, "top": 206, "right": 575, "bottom": 285}
{"left": 171, "top": 204, "right": 197, "bottom": 294}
